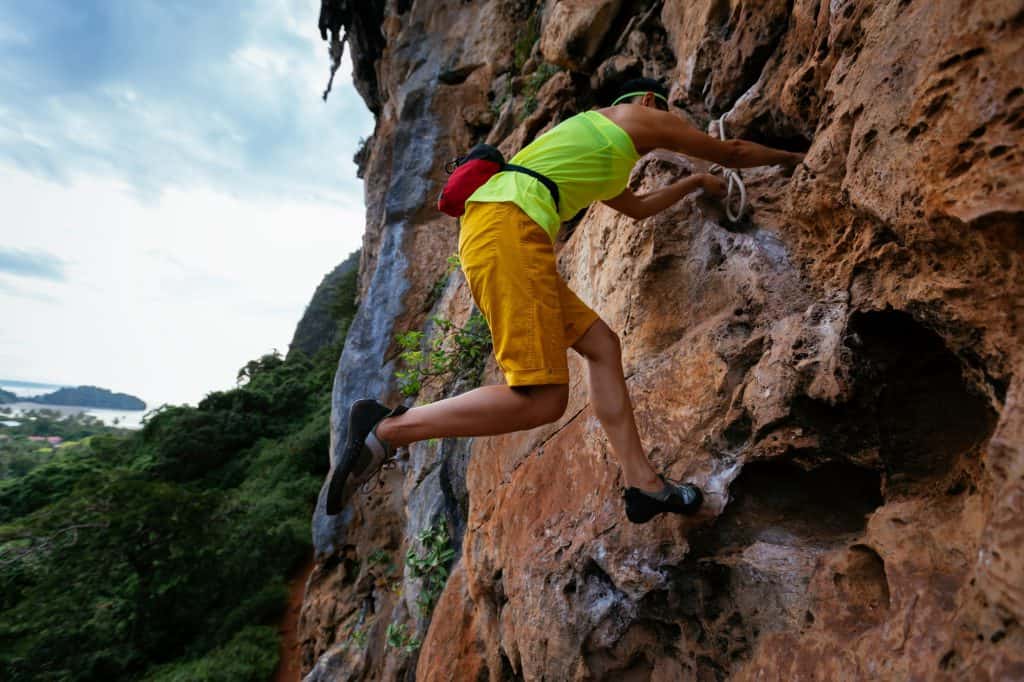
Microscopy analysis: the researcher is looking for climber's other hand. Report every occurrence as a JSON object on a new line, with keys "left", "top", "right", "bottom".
{"left": 700, "top": 174, "right": 728, "bottom": 199}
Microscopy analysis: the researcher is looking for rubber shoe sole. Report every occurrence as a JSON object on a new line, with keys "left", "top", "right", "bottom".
{"left": 623, "top": 481, "right": 703, "bottom": 524}
{"left": 325, "top": 399, "right": 396, "bottom": 516}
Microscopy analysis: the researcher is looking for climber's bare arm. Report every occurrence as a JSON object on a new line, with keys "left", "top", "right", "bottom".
{"left": 602, "top": 174, "right": 725, "bottom": 220}
{"left": 601, "top": 105, "right": 804, "bottom": 168}
{"left": 656, "top": 114, "right": 801, "bottom": 168}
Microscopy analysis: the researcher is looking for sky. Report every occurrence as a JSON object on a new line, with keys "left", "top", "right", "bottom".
{"left": 0, "top": 1, "right": 374, "bottom": 406}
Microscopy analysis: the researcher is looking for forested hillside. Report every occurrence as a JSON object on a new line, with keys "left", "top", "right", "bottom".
{"left": 0, "top": 256, "right": 360, "bottom": 681}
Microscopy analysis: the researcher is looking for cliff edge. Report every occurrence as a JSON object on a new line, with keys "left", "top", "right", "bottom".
{"left": 301, "top": 1, "right": 1022, "bottom": 680}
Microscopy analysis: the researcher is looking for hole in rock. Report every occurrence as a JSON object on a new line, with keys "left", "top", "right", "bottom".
{"left": 583, "top": 621, "right": 682, "bottom": 681}
{"left": 832, "top": 544, "right": 891, "bottom": 615}
{"left": 499, "top": 649, "right": 525, "bottom": 682}
{"left": 905, "top": 122, "right": 928, "bottom": 142}
{"left": 668, "top": 460, "right": 882, "bottom": 677}
{"left": 438, "top": 64, "right": 478, "bottom": 86}
{"left": 924, "top": 93, "right": 949, "bottom": 118}
{"left": 493, "top": 569, "right": 508, "bottom": 607}
{"left": 940, "top": 649, "right": 961, "bottom": 670}
{"left": 789, "top": 310, "right": 997, "bottom": 489}
{"left": 341, "top": 545, "right": 360, "bottom": 586}
{"left": 691, "top": 459, "right": 882, "bottom": 555}
{"left": 722, "top": 413, "right": 753, "bottom": 448}
{"left": 848, "top": 310, "right": 997, "bottom": 482}
{"left": 739, "top": 114, "right": 813, "bottom": 152}
{"left": 937, "top": 46, "right": 986, "bottom": 71}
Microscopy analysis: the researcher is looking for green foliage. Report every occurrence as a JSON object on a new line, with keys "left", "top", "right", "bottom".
{"left": 425, "top": 253, "right": 463, "bottom": 310}
{"left": 405, "top": 519, "right": 455, "bottom": 616}
{"left": 385, "top": 622, "right": 421, "bottom": 653}
{"left": 1, "top": 408, "right": 123, "bottom": 441}
{"left": 522, "top": 62, "right": 561, "bottom": 118}
{"left": 490, "top": 92, "right": 510, "bottom": 120}
{"left": 0, "top": 439, "right": 115, "bottom": 521}
{"left": 348, "top": 626, "right": 368, "bottom": 649}
{"left": 513, "top": 8, "right": 541, "bottom": 72}
{"left": 395, "top": 312, "right": 492, "bottom": 398}
{"left": 142, "top": 626, "right": 279, "bottom": 682}
{"left": 28, "top": 385, "right": 146, "bottom": 410}
{"left": 395, "top": 330, "right": 426, "bottom": 396}
{"left": 0, "top": 282, "right": 360, "bottom": 681}
{"left": 326, "top": 258, "right": 360, "bottom": 346}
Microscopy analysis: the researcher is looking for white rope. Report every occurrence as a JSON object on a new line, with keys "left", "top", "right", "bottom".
{"left": 707, "top": 117, "right": 747, "bottom": 222}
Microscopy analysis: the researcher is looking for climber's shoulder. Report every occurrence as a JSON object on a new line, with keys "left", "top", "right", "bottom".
{"left": 598, "top": 105, "right": 699, "bottom": 155}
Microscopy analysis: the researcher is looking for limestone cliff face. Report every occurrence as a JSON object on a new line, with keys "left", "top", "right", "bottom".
{"left": 300, "top": 1, "right": 1023, "bottom": 680}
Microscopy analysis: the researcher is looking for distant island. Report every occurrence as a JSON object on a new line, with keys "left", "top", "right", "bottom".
{"left": 0, "top": 384, "right": 146, "bottom": 411}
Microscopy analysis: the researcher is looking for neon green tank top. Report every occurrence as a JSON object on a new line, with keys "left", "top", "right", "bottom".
{"left": 466, "top": 111, "right": 640, "bottom": 241}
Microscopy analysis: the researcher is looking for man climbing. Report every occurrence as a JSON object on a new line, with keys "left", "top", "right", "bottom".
{"left": 326, "top": 78, "right": 804, "bottom": 522}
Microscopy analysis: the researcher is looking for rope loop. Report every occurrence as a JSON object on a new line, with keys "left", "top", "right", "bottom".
{"left": 707, "top": 116, "right": 747, "bottom": 222}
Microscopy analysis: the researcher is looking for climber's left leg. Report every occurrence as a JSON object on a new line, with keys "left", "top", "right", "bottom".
{"left": 570, "top": 319, "right": 662, "bottom": 493}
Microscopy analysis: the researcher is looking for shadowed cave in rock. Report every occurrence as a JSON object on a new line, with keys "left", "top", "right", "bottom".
{"left": 791, "top": 309, "right": 998, "bottom": 492}
{"left": 665, "top": 459, "right": 884, "bottom": 680}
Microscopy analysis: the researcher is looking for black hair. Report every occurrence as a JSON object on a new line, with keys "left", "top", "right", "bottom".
{"left": 612, "top": 78, "right": 669, "bottom": 107}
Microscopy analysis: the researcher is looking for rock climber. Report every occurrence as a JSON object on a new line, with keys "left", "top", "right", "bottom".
{"left": 326, "top": 78, "right": 805, "bottom": 522}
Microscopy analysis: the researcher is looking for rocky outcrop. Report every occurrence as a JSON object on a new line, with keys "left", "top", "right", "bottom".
{"left": 289, "top": 251, "right": 360, "bottom": 358}
{"left": 302, "top": 1, "right": 1022, "bottom": 680}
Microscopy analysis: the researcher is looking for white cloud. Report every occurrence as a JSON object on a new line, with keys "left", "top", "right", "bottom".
{"left": 0, "top": 162, "right": 366, "bottom": 406}
{"left": 0, "top": 1, "right": 375, "bottom": 406}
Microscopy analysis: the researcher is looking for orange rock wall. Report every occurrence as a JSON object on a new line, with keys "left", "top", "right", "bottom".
{"left": 302, "top": 1, "right": 1023, "bottom": 680}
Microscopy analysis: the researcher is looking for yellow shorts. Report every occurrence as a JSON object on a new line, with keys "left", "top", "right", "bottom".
{"left": 459, "top": 201, "right": 600, "bottom": 386}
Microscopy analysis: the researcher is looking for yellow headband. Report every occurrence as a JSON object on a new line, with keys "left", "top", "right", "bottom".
{"left": 612, "top": 90, "right": 669, "bottom": 106}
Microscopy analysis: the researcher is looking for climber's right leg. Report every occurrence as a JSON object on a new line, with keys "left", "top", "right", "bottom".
{"left": 376, "top": 383, "right": 567, "bottom": 445}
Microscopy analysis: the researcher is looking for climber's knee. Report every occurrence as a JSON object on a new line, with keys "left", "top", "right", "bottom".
{"left": 515, "top": 383, "right": 569, "bottom": 427}
{"left": 573, "top": 319, "right": 621, "bottom": 365}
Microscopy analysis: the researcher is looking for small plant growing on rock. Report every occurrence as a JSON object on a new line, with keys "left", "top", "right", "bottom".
{"left": 513, "top": 9, "right": 541, "bottom": 71}
{"left": 424, "top": 253, "right": 464, "bottom": 310}
{"left": 394, "top": 312, "right": 491, "bottom": 397}
{"left": 348, "top": 626, "right": 368, "bottom": 649}
{"left": 385, "top": 622, "right": 420, "bottom": 653}
{"left": 405, "top": 519, "right": 455, "bottom": 616}
{"left": 522, "top": 63, "right": 560, "bottom": 117}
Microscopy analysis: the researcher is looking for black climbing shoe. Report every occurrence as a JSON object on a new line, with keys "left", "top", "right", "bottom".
{"left": 325, "top": 399, "right": 408, "bottom": 515}
{"left": 623, "top": 477, "right": 703, "bottom": 524}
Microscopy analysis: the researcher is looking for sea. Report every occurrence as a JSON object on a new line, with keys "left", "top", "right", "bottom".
{"left": 0, "top": 380, "right": 149, "bottom": 430}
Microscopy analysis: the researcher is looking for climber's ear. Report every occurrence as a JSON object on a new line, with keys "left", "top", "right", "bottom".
{"left": 641, "top": 91, "right": 656, "bottom": 108}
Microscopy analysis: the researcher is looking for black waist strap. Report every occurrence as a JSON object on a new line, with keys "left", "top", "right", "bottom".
{"left": 503, "top": 163, "right": 560, "bottom": 211}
